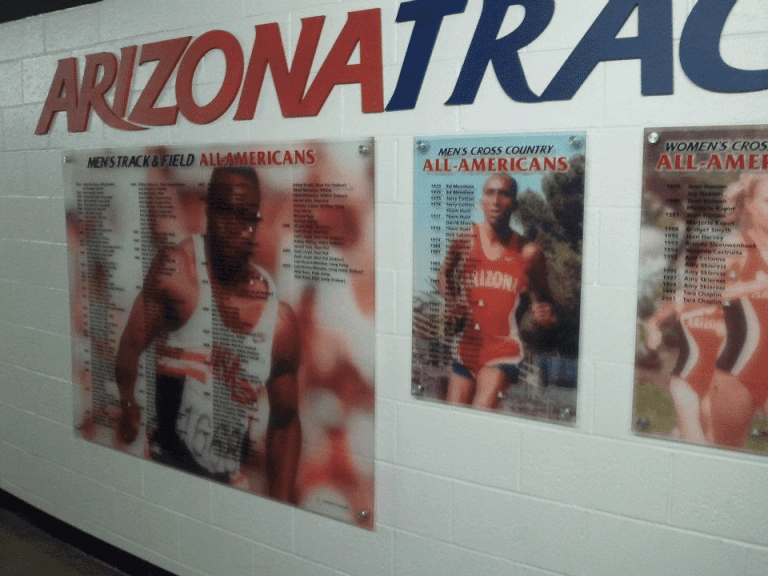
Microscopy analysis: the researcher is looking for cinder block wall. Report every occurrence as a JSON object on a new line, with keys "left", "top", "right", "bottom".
{"left": 2, "top": 1, "right": 768, "bottom": 575}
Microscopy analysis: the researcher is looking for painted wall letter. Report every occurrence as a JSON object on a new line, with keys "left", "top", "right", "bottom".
{"left": 386, "top": 0, "right": 468, "bottom": 111}
{"left": 447, "top": 0, "right": 554, "bottom": 105}
{"left": 680, "top": 0, "right": 768, "bottom": 93}
{"left": 542, "top": 0, "right": 672, "bottom": 100}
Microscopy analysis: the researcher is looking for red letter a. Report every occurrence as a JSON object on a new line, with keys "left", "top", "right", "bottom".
{"left": 235, "top": 18, "right": 324, "bottom": 120}
{"left": 35, "top": 58, "right": 79, "bottom": 135}
{"left": 299, "top": 9, "right": 383, "bottom": 116}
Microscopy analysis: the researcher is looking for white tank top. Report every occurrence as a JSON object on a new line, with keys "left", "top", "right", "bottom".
{"left": 159, "top": 235, "right": 278, "bottom": 478}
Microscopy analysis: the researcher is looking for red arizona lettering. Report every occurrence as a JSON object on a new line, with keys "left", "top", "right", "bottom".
{"left": 127, "top": 37, "right": 192, "bottom": 126}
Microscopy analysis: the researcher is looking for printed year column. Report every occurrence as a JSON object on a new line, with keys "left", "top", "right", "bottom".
{"left": 429, "top": 183, "right": 443, "bottom": 277}
{"left": 428, "top": 182, "right": 444, "bottom": 366}
{"left": 662, "top": 195, "right": 681, "bottom": 300}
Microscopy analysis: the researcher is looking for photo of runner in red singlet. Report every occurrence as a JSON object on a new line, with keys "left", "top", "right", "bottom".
{"left": 634, "top": 125, "right": 768, "bottom": 455}
{"left": 439, "top": 173, "right": 555, "bottom": 409}
{"left": 709, "top": 174, "right": 768, "bottom": 448}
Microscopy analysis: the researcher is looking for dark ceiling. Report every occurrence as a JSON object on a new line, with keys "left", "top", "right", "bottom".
{"left": 0, "top": 0, "right": 102, "bottom": 24}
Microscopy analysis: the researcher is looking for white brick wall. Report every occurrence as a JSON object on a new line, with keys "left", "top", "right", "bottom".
{"left": 1, "top": 1, "right": 768, "bottom": 575}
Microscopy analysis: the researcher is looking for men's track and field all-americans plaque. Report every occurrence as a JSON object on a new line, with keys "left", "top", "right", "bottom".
{"left": 411, "top": 133, "right": 585, "bottom": 424}
{"left": 65, "top": 139, "right": 376, "bottom": 527}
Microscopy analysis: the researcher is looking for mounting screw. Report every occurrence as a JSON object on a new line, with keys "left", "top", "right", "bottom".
{"left": 63, "top": 156, "right": 72, "bottom": 164}
{"left": 751, "top": 427, "right": 760, "bottom": 438}
{"left": 569, "top": 136, "right": 582, "bottom": 150}
{"left": 636, "top": 417, "right": 649, "bottom": 431}
{"left": 415, "top": 140, "right": 430, "bottom": 155}
{"left": 560, "top": 407, "right": 573, "bottom": 421}
{"left": 648, "top": 132, "right": 659, "bottom": 144}
{"left": 358, "top": 509, "right": 370, "bottom": 522}
{"left": 412, "top": 383, "right": 424, "bottom": 396}
{"left": 358, "top": 144, "right": 370, "bottom": 156}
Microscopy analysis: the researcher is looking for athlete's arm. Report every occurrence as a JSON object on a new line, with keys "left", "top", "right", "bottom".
{"left": 114, "top": 243, "right": 194, "bottom": 444}
{"left": 438, "top": 235, "right": 460, "bottom": 299}
{"left": 265, "top": 301, "right": 302, "bottom": 504}
{"left": 524, "top": 243, "right": 555, "bottom": 326}
{"left": 439, "top": 229, "right": 471, "bottom": 325}
{"left": 720, "top": 234, "right": 756, "bottom": 301}
{"left": 644, "top": 298, "right": 680, "bottom": 351}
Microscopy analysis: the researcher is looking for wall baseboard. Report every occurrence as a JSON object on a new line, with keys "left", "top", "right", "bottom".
{"left": 0, "top": 489, "right": 174, "bottom": 576}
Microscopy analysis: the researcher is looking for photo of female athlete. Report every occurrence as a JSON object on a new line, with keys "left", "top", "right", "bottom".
{"left": 709, "top": 174, "right": 768, "bottom": 447}
{"left": 644, "top": 265, "right": 724, "bottom": 444}
{"left": 635, "top": 126, "right": 768, "bottom": 455}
